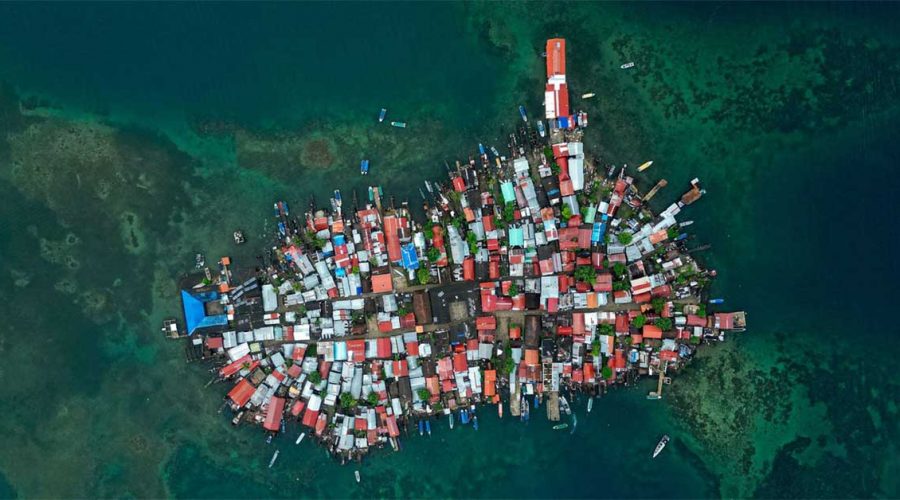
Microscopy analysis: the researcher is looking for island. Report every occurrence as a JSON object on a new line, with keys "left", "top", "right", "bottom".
{"left": 166, "top": 38, "right": 747, "bottom": 465}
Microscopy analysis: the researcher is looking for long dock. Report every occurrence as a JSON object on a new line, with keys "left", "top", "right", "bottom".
{"left": 547, "top": 392, "right": 560, "bottom": 421}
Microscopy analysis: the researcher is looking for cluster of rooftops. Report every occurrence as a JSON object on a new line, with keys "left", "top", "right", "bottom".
{"left": 175, "top": 38, "right": 746, "bottom": 461}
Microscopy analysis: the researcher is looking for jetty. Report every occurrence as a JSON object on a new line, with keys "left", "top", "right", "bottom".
{"left": 170, "top": 37, "right": 747, "bottom": 464}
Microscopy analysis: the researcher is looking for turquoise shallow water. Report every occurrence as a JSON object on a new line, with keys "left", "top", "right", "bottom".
{"left": 1, "top": 2, "right": 899, "bottom": 498}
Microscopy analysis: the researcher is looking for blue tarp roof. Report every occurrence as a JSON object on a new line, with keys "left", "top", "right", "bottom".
{"left": 401, "top": 243, "right": 420, "bottom": 270}
{"left": 181, "top": 289, "right": 227, "bottom": 336}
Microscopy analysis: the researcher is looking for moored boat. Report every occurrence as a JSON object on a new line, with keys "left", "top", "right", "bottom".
{"left": 536, "top": 119, "right": 546, "bottom": 138}
{"left": 581, "top": 92, "right": 596, "bottom": 99}
{"left": 268, "top": 449, "right": 280, "bottom": 468}
{"left": 638, "top": 160, "right": 654, "bottom": 172}
{"left": 360, "top": 159, "right": 369, "bottom": 175}
{"left": 295, "top": 432, "right": 305, "bottom": 444}
{"left": 553, "top": 423, "right": 569, "bottom": 430}
{"left": 710, "top": 298, "right": 725, "bottom": 304}
{"left": 355, "top": 470, "right": 361, "bottom": 483}
{"left": 378, "top": 108, "right": 387, "bottom": 122}
{"left": 425, "top": 420, "right": 432, "bottom": 436}
{"left": 560, "top": 395, "right": 572, "bottom": 415}
{"left": 653, "top": 435, "right": 670, "bottom": 458}
{"left": 418, "top": 420, "right": 424, "bottom": 436}
{"left": 587, "top": 397, "right": 594, "bottom": 413}
{"left": 498, "top": 402, "right": 503, "bottom": 418}
{"left": 621, "top": 62, "right": 635, "bottom": 69}
{"left": 449, "top": 411, "right": 454, "bottom": 429}
{"left": 390, "top": 121, "right": 407, "bottom": 128}
{"left": 679, "top": 220, "right": 694, "bottom": 228}
{"left": 518, "top": 105, "right": 528, "bottom": 122}
{"left": 472, "top": 415, "right": 479, "bottom": 431}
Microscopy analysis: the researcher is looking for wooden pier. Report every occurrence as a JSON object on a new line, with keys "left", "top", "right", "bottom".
{"left": 642, "top": 179, "right": 668, "bottom": 202}
{"left": 547, "top": 392, "right": 560, "bottom": 422}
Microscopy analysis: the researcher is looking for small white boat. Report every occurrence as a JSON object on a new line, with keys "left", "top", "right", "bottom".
{"left": 621, "top": 62, "right": 635, "bottom": 69}
{"left": 268, "top": 450, "right": 280, "bottom": 468}
{"left": 355, "top": 470, "right": 361, "bottom": 483}
{"left": 560, "top": 396, "right": 572, "bottom": 416}
{"left": 638, "top": 160, "right": 654, "bottom": 172}
{"left": 581, "top": 92, "right": 595, "bottom": 99}
{"left": 498, "top": 402, "right": 503, "bottom": 418}
{"left": 653, "top": 435, "right": 670, "bottom": 458}
{"left": 587, "top": 397, "right": 593, "bottom": 413}
{"left": 378, "top": 108, "right": 387, "bottom": 122}
{"left": 679, "top": 220, "right": 694, "bottom": 228}
{"left": 390, "top": 121, "right": 407, "bottom": 128}
{"left": 295, "top": 432, "right": 305, "bottom": 445}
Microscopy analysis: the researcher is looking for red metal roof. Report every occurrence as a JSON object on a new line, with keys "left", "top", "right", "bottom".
{"left": 263, "top": 397, "right": 285, "bottom": 431}
{"left": 476, "top": 316, "right": 497, "bottom": 330}
{"left": 642, "top": 325, "right": 663, "bottom": 339}
{"left": 383, "top": 215, "right": 402, "bottom": 263}
{"left": 227, "top": 378, "right": 255, "bottom": 407}
{"left": 377, "top": 337, "right": 392, "bottom": 358}
{"left": 452, "top": 352, "right": 468, "bottom": 373}
{"left": 463, "top": 257, "right": 475, "bottom": 281}
{"left": 219, "top": 354, "right": 252, "bottom": 378}
{"left": 302, "top": 408, "right": 319, "bottom": 428}
{"left": 546, "top": 38, "right": 566, "bottom": 77}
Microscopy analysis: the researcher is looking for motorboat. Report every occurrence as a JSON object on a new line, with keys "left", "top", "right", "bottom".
{"left": 653, "top": 435, "right": 670, "bottom": 458}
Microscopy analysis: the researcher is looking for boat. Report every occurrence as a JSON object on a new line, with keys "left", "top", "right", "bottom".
{"left": 390, "top": 121, "right": 407, "bottom": 128}
{"left": 424, "top": 180, "right": 433, "bottom": 193}
{"left": 536, "top": 120, "right": 546, "bottom": 138}
{"left": 710, "top": 298, "right": 725, "bottom": 304}
{"left": 521, "top": 396, "right": 530, "bottom": 422}
{"left": 231, "top": 411, "right": 244, "bottom": 425}
{"left": 195, "top": 253, "right": 205, "bottom": 269}
{"left": 621, "top": 62, "right": 635, "bottom": 69}
{"left": 518, "top": 105, "right": 528, "bottom": 122}
{"left": 378, "top": 108, "right": 387, "bottom": 122}
{"left": 472, "top": 415, "right": 479, "bottom": 431}
{"left": 295, "top": 432, "right": 305, "bottom": 445}
{"left": 578, "top": 111, "right": 589, "bottom": 127}
{"left": 478, "top": 143, "right": 486, "bottom": 156}
{"left": 675, "top": 233, "right": 689, "bottom": 242}
{"left": 280, "top": 418, "right": 286, "bottom": 433}
{"left": 449, "top": 412, "right": 454, "bottom": 429}
{"left": 333, "top": 190, "right": 342, "bottom": 207}
{"left": 273, "top": 201, "right": 289, "bottom": 217}
{"left": 277, "top": 221, "right": 287, "bottom": 237}
{"left": 360, "top": 159, "right": 369, "bottom": 175}
{"left": 498, "top": 402, "right": 503, "bottom": 418}
{"left": 553, "top": 423, "right": 569, "bottom": 430}
{"left": 560, "top": 396, "right": 572, "bottom": 415}
{"left": 679, "top": 220, "right": 694, "bottom": 228}
{"left": 638, "top": 160, "right": 654, "bottom": 172}
{"left": 233, "top": 230, "right": 245, "bottom": 245}
{"left": 587, "top": 397, "right": 594, "bottom": 413}
{"left": 355, "top": 470, "right": 361, "bottom": 483}
{"left": 418, "top": 420, "right": 424, "bottom": 436}
{"left": 425, "top": 420, "right": 432, "bottom": 436}
{"left": 460, "top": 409, "right": 469, "bottom": 425}
{"left": 534, "top": 396, "right": 539, "bottom": 409}
{"left": 490, "top": 146, "right": 500, "bottom": 158}
{"left": 653, "top": 435, "right": 670, "bottom": 458}
{"left": 268, "top": 450, "right": 279, "bottom": 468}
{"left": 570, "top": 414, "right": 578, "bottom": 434}
{"left": 266, "top": 434, "right": 273, "bottom": 444}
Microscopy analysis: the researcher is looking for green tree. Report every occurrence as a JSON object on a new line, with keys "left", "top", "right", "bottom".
{"left": 654, "top": 317, "right": 673, "bottom": 331}
{"left": 591, "top": 339, "right": 601, "bottom": 357}
{"left": 599, "top": 323, "right": 614, "bottom": 336}
{"left": 466, "top": 232, "right": 478, "bottom": 254}
{"left": 667, "top": 226, "right": 680, "bottom": 239}
{"left": 601, "top": 365, "right": 613, "bottom": 379}
{"left": 424, "top": 226, "right": 434, "bottom": 240}
{"left": 617, "top": 231, "right": 633, "bottom": 245}
{"left": 543, "top": 146, "right": 554, "bottom": 162}
{"left": 633, "top": 315, "right": 647, "bottom": 328}
{"left": 612, "top": 262, "right": 627, "bottom": 278}
{"left": 427, "top": 247, "right": 441, "bottom": 262}
{"left": 697, "top": 303, "right": 707, "bottom": 317}
{"left": 340, "top": 392, "right": 357, "bottom": 409}
{"left": 367, "top": 392, "right": 378, "bottom": 406}
{"left": 308, "top": 371, "right": 322, "bottom": 384}
{"left": 651, "top": 297, "right": 666, "bottom": 314}
{"left": 560, "top": 204, "right": 572, "bottom": 220}
{"left": 574, "top": 265, "right": 596, "bottom": 284}
{"left": 417, "top": 388, "right": 431, "bottom": 401}
{"left": 503, "top": 203, "right": 516, "bottom": 223}
{"left": 508, "top": 283, "right": 520, "bottom": 297}
{"left": 416, "top": 267, "right": 430, "bottom": 285}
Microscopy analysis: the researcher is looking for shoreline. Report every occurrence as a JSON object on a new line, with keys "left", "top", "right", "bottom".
{"left": 169, "top": 37, "right": 747, "bottom": 465}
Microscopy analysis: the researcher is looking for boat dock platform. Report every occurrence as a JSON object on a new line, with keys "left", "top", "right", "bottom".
{"left": 547, "top": 392, "right": 560, "bottom": 422}
{"left": 642, "top": 179, "right": 668, "bottom": 202}
{"left": 510, "top": 387, "right": 521, "bottom": 418}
